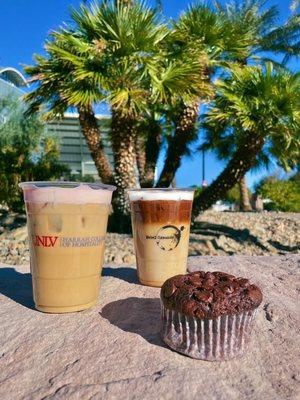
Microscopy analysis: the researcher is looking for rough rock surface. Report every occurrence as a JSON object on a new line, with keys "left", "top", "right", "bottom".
{"left": 0, "top": 256, "right": 299, "bottom": 400}
{"left": 0, "top": 210, "right": 299, "bottom": 266}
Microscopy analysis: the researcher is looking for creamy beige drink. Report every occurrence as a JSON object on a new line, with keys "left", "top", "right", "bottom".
{"left": 128, "top": 189, "right": 194, "bottom": 287}
{"left": 20, "top": 182, "right": 115, "bottom": 313}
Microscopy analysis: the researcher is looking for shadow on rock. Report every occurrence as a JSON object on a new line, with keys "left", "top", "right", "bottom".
{"left": 0, "top": 267, "right": 34, "bottom": 309}
{"left": 192, "top": 221, "right": 270, "bottom": 252}
{"left": 100, "top": 297, "right": 166, "bottom": 348}
{"left": 0, "top": 208, "right": 27, "bottom": 231}
{"left": 102, "top": 267, "right": 138, "bottom": 284}
{"left": 268, "top": 240, "right": 300, "bottom": 253}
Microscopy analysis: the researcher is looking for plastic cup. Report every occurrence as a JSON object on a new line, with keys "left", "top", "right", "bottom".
{"left": 19, "top": 181, "right": 116, "bottom": 313}
{"left": 128, "top": 188, "right": 195, "bottom": 287}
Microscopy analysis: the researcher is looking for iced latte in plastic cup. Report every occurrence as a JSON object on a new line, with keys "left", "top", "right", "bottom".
{"left": 128, "top": 189, "right": 194, "bottom": 287}
{"left": 19, "top": 181, "right": 116, "bottom": 313}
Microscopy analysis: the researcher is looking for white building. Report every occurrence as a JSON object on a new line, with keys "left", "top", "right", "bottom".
{"left": 46, "top": 113, "right": 112, "bottom": 179}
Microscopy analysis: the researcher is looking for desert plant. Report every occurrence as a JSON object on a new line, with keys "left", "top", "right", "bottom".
{"left": 0, "top": 96, "right": 68, "bottom": 212}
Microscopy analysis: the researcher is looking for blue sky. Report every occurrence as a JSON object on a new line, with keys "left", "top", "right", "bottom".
{"left": 0, "top": 0, "right": 299, "bottom": 188}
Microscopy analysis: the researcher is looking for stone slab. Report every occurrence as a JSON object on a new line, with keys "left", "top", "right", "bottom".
{"left": 0, "top": 255, "right": 299, "bottom": 400}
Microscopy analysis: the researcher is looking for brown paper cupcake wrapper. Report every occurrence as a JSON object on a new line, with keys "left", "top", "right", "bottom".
{"left": 161, "top": 303, "right": 256, "bottom": 361}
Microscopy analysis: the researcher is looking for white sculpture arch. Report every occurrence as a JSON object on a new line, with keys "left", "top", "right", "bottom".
{"left": 0, "top": 67, "right": 28, "bottom": 87}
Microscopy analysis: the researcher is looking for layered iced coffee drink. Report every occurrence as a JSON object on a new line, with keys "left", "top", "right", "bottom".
{"left": 128, "top": 189, "right": 194, "bottom": 287}
{"left": 20, "top": 182, "right": 115, "bottom": 313}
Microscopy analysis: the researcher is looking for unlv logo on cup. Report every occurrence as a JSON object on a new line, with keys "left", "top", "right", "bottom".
{"left": 33, "top": 235, "right": 58, "bottom": 247}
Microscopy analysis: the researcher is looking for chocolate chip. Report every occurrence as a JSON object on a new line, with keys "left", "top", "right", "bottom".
{"left": 204, "top": 272, "right": 214, "bottom": 280}
{"left": 195, "top": 290, "right": 213, "bottom": 303}
{"left": 218, "top": 272, "right": 235, "bottom": 282}
{"left": 231, "top": 282, "right": 240, "bottom": 291}
{"left": 203, "top": 278, "right": 215, "bottom": 290}
{"left": 188, "top": 275, "right": 203, "bottom": 287}
{"left": 221, "top": 284, "right": 234, "bottom": 294}
{"left": 182, "top": 300, "right": 198, "bottom": 315}
{"left": 172, "top": 275, "right": 185, "bottom": 287}
{"left": 237, "top": 278, "right": 250, "bottom": 287}
{"left": 247, "top": 285, "right": 263, "bottom": 304}
{"left": 163, "top": 281, "right": 177, "bottom": 298}
{"left": 213, "top": 287, "right": 225, "bottom": 301}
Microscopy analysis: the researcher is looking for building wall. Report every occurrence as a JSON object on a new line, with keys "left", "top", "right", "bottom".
{"left": 46, "top": 113, "right": 113, "bottom": 179}
{"left": 0, "top": 78, "right": 24, "bottom": 97}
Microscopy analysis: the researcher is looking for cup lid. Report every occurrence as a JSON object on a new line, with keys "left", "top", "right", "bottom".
{"left": 19, "top": 181, "right": 116, "bottom": 204}
{"left": 127, "top": 188, "right": 195, "bottom": 201}
{"left": 19, "top": 181, "right": 116, "bottom": 191}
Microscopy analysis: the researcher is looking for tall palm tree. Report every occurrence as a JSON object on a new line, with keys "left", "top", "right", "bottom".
{"left": 25, "top": 1, "right": 204, "bottom": 231}
{"left": 200, "top": 117, "right": 296, "bottom": 211}
{"left": 193, "top": 63, "right": 300, "bottom": 217}
{"left": 69, "top": 1, "right": 203, "bottom": 228}
{"left": 157, "top": 0, "right": 300, "bottom": 188}
{"left": 156, "top": 3, "right": 226, "bottom": 187}
{"left": 135, "top": 111, "right": 162, "bottom": 187}
{"left": 24, "top": 39, "right": 113, "bottom": 184}
{"left": 216, "top": 0, "right": 300, "bottom": 64}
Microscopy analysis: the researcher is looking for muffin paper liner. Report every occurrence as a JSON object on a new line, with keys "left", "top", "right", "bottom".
{"left": 161, "top": 303, "right": 256, "bottom": 361}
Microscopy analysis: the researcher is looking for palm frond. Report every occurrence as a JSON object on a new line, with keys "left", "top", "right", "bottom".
{"left": 202, "top": 62, "right": 300, "bottom": 169}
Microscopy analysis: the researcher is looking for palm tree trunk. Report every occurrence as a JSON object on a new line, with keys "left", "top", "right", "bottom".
{"left": 156, "top": 102, "right": 199, "bottom": 187}
{"left": 192, "top": 133, "right": 264, "bottom": 219}
{"left": 78, "top": 106, "right": 113, "bottom": 183}
{"left": 239, "top": 175, "right": 252, "bottom": 211}
{"left": 110, "top": 108, "right": 139, "bottom": 232}
{"left": 141, "top": 118, "right": 162, "bottom": 187}
{"left": 135, "top": 135, "right": 146, "bottom": 184}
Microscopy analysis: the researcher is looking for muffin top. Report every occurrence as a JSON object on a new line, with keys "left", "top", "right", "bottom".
{"left": 161, "top": 271, "right": 263, "bottom": 319}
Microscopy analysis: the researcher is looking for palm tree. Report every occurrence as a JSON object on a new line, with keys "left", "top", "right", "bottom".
{"left": 201, "top": 124, "right": 253, "bottom": 211}
{"left": 193, "top": 63, "right": 300, "bottom": 217}
{"left": 156, "top": 3, "right": 226, "bottom": 187}
{"left": 25, "top": 1, "right": 204, "bottom": 231}
{"left": 157, "top": 0, "right": 300, "bottom": 188}
{"left": 24, "top": 39, "right": 113, "bottom": 184}
{"left": 69, "top": 1, "right": 203, "bottom": 228}
{"left": 216, "top": 0, "right": 300, "bottom": 64}
{"left": 135, "top": 111, "right": 162, "bottom": 187}
{"left": 291, "top": 0, "right": 300, "bottom": 12}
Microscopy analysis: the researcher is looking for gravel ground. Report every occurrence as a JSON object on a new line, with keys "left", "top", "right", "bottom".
{"left": 0, "top": 208, "right": 299, "bottom": 266}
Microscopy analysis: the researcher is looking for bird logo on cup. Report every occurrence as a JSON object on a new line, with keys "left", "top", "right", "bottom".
{"left": 155, "top": 225, "right": 185, "bottom": 251}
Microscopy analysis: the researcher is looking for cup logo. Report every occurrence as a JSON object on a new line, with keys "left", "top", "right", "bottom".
{"left": 155, "top": 225, "right": 185, "bottom": 251}
{"left": 32, "top": 235, "right": 105, "bottom": 247}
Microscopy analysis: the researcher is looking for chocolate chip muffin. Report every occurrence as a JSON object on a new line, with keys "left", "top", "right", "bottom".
{"left": 161, "top": 271, "right": 263, "bottom": 361}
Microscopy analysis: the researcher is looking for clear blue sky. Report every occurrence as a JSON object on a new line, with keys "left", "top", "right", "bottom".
{"left": 0, "top": 0, "right": 298, "bottom": 188}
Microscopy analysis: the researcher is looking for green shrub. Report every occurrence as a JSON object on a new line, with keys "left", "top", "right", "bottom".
{"left": 66, "top": 173, "right": 95, "bottom": 183}
{"left": 193, "top": 186, "right": 203, "bottom": 200}
{"left": 256, "top": 175, "right": 300, "bottom": 212}
{"left": 221, "top": 184, "right": 252, "bottom": 204}
{"left": 0, "top": 96, "right": 69, "bottom": 212}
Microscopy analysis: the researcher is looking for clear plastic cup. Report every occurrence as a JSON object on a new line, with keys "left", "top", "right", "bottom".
{"left": 19, "top": 181, "right": 116, "bottom": 313}
{"left": 128, "top": 188, "right": 195, "bottom": 287}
